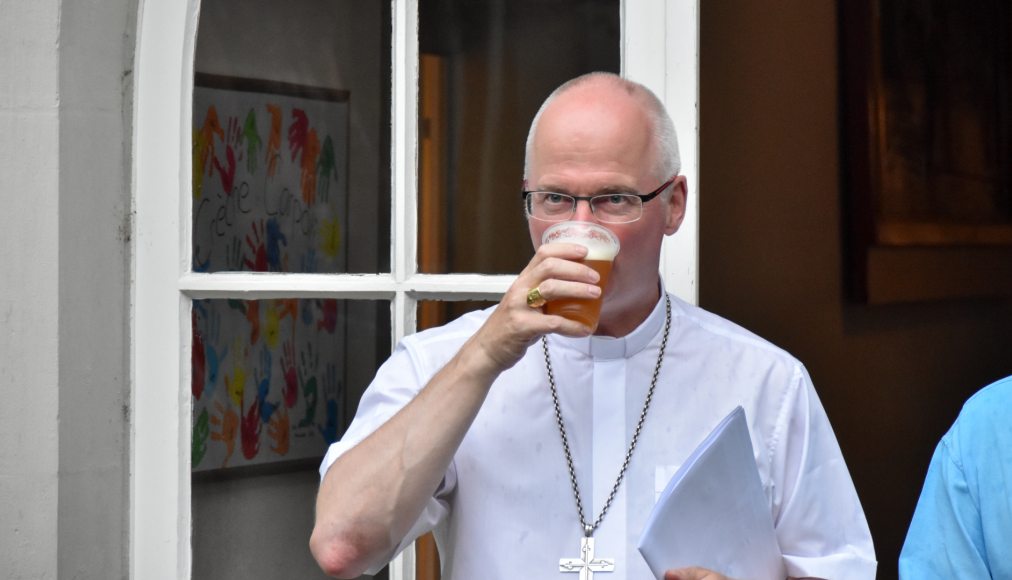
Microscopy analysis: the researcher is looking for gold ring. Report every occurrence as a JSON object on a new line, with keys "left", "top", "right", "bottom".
{"left": 526, "top": 286, "right": 547, "bottom": 308}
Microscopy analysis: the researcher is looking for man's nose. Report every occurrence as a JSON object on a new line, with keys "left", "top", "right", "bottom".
{"left": 572, "top": 199, "right": 597, "bottom": 222}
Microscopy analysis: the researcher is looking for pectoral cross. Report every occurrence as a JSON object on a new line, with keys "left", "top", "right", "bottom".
{"left": 559, "top": 536, "right": 615, "bottom": 579}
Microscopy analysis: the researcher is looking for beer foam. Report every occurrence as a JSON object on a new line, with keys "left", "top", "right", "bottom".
{"left": 542, "top": 222, "right": 620, "bottom": 260}
{"left": 580, "top": 236, "right": 619, "bottom": 260}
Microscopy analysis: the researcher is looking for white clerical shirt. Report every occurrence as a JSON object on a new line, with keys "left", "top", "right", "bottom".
{"left": 320, "top": 291, "right": 877, "bottom": 579}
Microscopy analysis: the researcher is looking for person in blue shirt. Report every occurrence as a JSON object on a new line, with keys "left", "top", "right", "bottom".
{"left": 900, "top": 375, "right": 1012, "bottom": 578}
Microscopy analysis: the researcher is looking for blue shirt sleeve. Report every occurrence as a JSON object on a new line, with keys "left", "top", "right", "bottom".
{"left": 899, "top": 432, "right": 990, "bottom": 579}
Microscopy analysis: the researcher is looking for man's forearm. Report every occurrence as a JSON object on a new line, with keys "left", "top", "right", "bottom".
{"left": 309, "top": 339, "right": 499, "bottom": 578}
{"left": 310, "top": 241, "right": 600, "bottom": 577}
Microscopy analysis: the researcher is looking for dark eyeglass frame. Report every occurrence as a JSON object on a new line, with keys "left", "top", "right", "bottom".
{"left": 520, "top": 176, "right": 676, "bottom": 223}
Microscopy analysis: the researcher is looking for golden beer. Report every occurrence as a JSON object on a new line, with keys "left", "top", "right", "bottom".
{"left": 541, "top": 221, "right": 620, "bottom": 330}
{"left": 544, "top": 258, "right": 613, "bottom": 329}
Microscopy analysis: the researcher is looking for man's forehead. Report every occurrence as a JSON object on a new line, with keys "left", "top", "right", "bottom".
{"left": 527, "top": 168, "right": 641, "bottom": 193}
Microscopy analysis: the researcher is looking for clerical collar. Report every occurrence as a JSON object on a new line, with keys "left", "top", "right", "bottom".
{"left": 555, "top": 284, "right": 669, "bottom": 360}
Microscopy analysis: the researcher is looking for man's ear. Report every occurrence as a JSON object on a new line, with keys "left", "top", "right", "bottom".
{"left": 664, "top": 175, "right": 688, "bottom": 235}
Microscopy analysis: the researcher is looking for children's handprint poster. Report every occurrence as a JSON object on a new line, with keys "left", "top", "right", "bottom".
{"left": 190, "top": 74, "right": 357, "bottom": 471}
{"left": 192, "top": 74, "right": 349, "bottom": 273}
{"left": 192, "top": 298, "right": 353, "bottom": 471}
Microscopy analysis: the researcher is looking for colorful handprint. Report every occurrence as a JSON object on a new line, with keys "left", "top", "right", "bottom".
{"left": 224, "top": 339, "right": 247, "bottom": 409}
{"left": 317, "top": 299, "right": 337, "bottom": 334}
{"left": 267, "top": 406, "right": 290, "bottom": 456}
{"left": 201, "top": 303, "right": 227, "bottom": 400}
{"left": 298, "top": 342, "right": 320, "bottom": 428}
{"left": 192, "top": 308, "right": 206, "bottom": 399}
{"left": 281, "top": 339, "right": 299, "bottom": 409}
{"left": 212, "top": 115, "right": 240, "bottom": 195}
{"left": 192, "top": 407, "right": 210, "bottom": 467}
{"left": 317, "top": 135, "right": 337, "bottom": 203}
{"left": 210, "top": 399, "right": 239, "bottom": 468}
{"left": 241, "top": 392, "right": 261, "bottom": 460}
{"left": 242, "top": 108, "right": 262, "bottom": 174}
{"left": 243, "top": 219, "right": 268, "bottom": 272}
{"left": 318, "top": 363, "right": 341, "bottom": 444}
{"left": 254, "top": 346, "right": 278, "bottom": 424}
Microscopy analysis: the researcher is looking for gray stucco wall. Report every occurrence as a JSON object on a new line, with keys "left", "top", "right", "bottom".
{"left": 56, "top": 0, "right": 136, "bottom": 577}
{"left": 0, "top": 0, "right": 136, "bottom": 578}
{"left": 1, "top": 2, "right": 61, "bottom": 577}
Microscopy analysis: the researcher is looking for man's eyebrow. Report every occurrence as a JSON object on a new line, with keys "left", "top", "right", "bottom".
{"left": 592, "top": 184, "right": 638, "bottom": 195}
{"left": 533, "top": 184, "right": 638, "bottom": 195}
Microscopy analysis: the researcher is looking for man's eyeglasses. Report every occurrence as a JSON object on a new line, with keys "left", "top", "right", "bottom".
{"left": 521, "top": 177, "right": 675, "bottom": 224}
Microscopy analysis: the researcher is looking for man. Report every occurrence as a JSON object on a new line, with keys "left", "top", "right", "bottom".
{"left": 899, "top": 375, "right": 1012, "bottom": 579}
{"left": 310, "top": 72, "right": 876, "bottom": 579}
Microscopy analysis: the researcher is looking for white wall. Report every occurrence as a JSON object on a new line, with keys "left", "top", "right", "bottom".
{"left": 0, "top": 0, "right": 136, "bottom": 577}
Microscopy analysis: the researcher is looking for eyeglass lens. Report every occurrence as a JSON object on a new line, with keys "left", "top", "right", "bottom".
{"left": 527, "top": 193, "right": 641, "bottom": 223}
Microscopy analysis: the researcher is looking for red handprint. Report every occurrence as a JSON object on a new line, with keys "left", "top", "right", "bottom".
{"left": 288, "top": 108, "right": 308, "bottom": 162}
{"left": 243, "top": 220, "right": 268, "bottom": 272}
{"left": 246, "top": 300, "right": 261, "bottom": 344}
{"left": 277, "top": 298, "right": 298, "bottom": 323}
{"left": 212, "top": 116, "right": 240, "bottom": 195}
{"left": 192, "top": 309, "right": 206, "bottom": 399}
{"left": 241, "top": 395, "right": 261, "bottom": 460}
{"left": 300, "top": 128, "right": 321, "bottom": 205}
{"left": 317, "top": 299, "right": 337, "bottom": 334}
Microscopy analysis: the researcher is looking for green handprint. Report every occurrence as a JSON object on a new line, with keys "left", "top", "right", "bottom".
{"left": 243, "top": 108, "right": 262, "bottom": 174}
{"left": 192, "top": 407, "right": 210, "bottom": 466}
{"left": 317, "top": 135, "right": 336, "bottom": 203}
{"left": 297, "top": 342, "right": 320, "bottom": 428}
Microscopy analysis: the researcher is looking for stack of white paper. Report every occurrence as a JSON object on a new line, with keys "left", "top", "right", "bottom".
{"left": 637, "top": 406, "right": 786, "bottom": 580}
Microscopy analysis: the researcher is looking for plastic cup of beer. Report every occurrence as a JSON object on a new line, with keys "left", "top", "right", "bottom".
{"left": 540, "top": 221, "right": 620, "bottom": 330}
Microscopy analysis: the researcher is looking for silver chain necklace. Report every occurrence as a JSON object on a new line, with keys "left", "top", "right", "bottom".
{"left": 543, "top": 294, "right": 671, "bottom": 577}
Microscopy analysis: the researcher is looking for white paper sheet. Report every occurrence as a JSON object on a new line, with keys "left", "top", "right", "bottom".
{"left": 637, "top": 406, "right": 786, "bottom": 580}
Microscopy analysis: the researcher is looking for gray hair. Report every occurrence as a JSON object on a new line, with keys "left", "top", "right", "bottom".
{"left": 523, "top": 72, "right": 680, "bottom": 183}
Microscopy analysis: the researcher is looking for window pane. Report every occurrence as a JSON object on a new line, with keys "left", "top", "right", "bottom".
{"left": 192, "top": 0, "right": 391, "bottom": 273}
{"left": 418, "top": 0, "right": 620, "bottom": 274}
{"left": 191, "top": 297, "right": 391, "bottom": 578}
{"left": 191, "top": 298, "right": 390, "bottom": 471}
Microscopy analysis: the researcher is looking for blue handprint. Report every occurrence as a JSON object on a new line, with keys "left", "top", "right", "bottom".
{"left": 255, "top": 346, "right": 278, "bottom": 424}
{"left": 297, "top": 342, "right": 319, "bottom": 428}
{"left": 202, "top": 304, "right": 228, "bottom": 399}
{"left": 265, "top": 217, "right": 287, "bottom": 272}
{"left": 300, "top": 246, "right": 318, "bottom": 276}
{"left": 318, "top": 363, "right": 341, "bottom": 444}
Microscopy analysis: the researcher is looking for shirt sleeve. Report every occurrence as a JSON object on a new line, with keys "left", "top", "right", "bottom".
{"left": 317, "top": 339, "right": 458, "bottom": 575}
{"left": 898, "top": 431, "right": 990, "bottom": 579}
{"left": 769, "top": 365, "right": 878, "bottom": 579}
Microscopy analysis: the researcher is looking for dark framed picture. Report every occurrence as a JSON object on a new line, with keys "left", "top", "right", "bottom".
{"left": 839, "top": 1, "right": 1012, "bottom": 303}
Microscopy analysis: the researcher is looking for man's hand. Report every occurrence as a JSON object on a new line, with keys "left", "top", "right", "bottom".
{"left": 664, "top": 567, "right": 730, "bottom": 580}
{"left": 470, "top": 241, "right": 602, "bottom": 373}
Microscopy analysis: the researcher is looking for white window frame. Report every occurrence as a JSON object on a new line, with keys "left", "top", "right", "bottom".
{"left": 131, "top": 1, "right": 697, "bottom": 578}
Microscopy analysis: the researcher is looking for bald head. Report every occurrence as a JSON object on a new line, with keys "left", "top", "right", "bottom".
{"left": 524, "top": 72, "right": 680, "bottom": 183}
